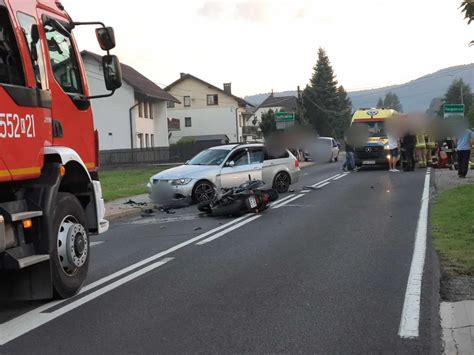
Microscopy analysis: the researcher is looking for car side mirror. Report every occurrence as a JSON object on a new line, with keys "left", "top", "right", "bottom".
{"left": 95, "top": 27, "right": 116, "bottom": 51}
{"left": 227, "top": 161, "right": 235, "bottom": 167}
{"left": 102, "top": 55, "right": 122, "bottom": 91}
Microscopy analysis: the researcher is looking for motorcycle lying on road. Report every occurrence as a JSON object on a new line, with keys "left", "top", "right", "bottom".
{"left": 198, "top": 178, "right": 279, "bottom": 217}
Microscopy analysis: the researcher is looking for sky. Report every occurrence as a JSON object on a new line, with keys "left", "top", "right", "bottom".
{"left": 63, "top": 0, "right": 474, "bottom": 97}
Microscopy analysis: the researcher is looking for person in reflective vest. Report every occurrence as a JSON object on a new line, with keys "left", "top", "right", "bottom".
{"left": 416, "top": 133, "right": 427, "bottom": 168}
{"left": 425, "top": 134, "right": 436, "bottom": 166}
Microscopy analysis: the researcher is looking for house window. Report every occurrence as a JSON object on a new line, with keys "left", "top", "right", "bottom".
{"left": 167, "top": 101, "right": 175, "bottom": 108}
{"left": 149, "top": 102, "right": 154, "bottom": 119}
{"left": 207, "top": 94, "right": 218, "bottom": 106}
{"left": 138, "top": 133, "right": 143, "bottom": 149}
{"left": 144, "top": 102, "right": 149, "bottom": 118}
{"left": 151, "top": 134, "right": 155, "bottom": 148}
{"left": 145, "top": 134, "right": 149, "bottom": 148}
{"left": 138, "top": 102, "right": 143, "bottom": 117}
{"left": 184, "top": 96, "right": 191, "bottom": 107}
{"left": 185, "top": 117, "right": 192, "bottom": 127}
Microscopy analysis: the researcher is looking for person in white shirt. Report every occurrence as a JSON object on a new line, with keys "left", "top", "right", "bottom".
{"left": 387, "top": 134, "right": 400, "bottom": 172}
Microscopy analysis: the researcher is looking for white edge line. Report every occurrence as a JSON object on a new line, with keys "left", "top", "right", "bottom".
{"left": 0, "top": 258, "right": 174, "bottom": 345}
{"left": 398, "top": 170, "right": 431, "bottom": 338}
{"left": 196, "top": 215, "right": 262, "bottom": 245}
{"left": 0, "top": 215, "right": 252, "bottom": 342}
{"left": 90, "top": 241, "right": 104, "bottom": 247}
{"left": 272, "top": 194, "right": 305, "bottom": 209}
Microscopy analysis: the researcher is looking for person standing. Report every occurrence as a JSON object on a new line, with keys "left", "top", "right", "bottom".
{"left": 387, "top": 133, "right": 400, "bottom": 172}
{"left": 342, "top": 142, "right": 355, "bottom": 172}
{"left": 456, "top": 127, "right": 473, "bottom": 178}
{"left": 401, "top": 131, "right": 416, "bottom": 171}
{"left": 415, "top": 132, "right": 427, "bottom": 168}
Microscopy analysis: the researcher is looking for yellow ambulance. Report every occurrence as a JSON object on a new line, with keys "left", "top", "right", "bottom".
{"left": 351, "top": 108, "right": 399, "bottom": 167}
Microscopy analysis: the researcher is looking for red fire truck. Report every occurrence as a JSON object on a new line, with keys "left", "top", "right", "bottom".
{"left": 0, "top": 0, "right": 122, "bottom": 299}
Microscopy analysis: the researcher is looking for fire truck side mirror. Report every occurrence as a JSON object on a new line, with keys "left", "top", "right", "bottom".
{"left": 102, "top": 55, "right": 122, "bottom": 91}
{"left": 95, "top": 27, "right": 116, "bottom": 51}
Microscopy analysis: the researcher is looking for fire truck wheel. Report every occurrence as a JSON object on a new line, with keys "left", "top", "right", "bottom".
{"left": 51, "top": 192, "right": 90, "bottom": 298}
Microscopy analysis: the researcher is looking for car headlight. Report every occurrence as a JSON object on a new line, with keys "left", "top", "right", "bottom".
{"left": 384, "top": 144, "right": 390, "bottom": 150}
{"left": 170, "top": 178, "right": 192, "bottom": 186}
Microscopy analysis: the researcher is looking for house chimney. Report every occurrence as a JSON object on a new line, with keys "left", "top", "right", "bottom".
{"left": 180, "top": 72, "right": 186, "bottom": 79}
{"left": 223, "top": 83, "right": 232, "bottom": 95}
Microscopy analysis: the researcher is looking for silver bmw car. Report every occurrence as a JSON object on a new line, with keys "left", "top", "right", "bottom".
{"left": 147, "top": 143, "right": 300, "bottom": 205}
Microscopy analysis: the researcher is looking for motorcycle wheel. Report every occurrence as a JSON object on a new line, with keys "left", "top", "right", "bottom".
{"left": 210, "top": 199, "right": 245, "bottom": 217}
{"left": 266, "top": 189, "right": 279, "bottom": 202}
{"left": 197, "top": 200, "right": 214, "bottom": 213}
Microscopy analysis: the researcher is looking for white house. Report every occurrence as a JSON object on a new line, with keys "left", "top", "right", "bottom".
{"left": 253, "top": 94, "right": 298, "bottom": 126}
{"left": 81, "top": 51, "right": 180, "bottom": 151}
{"left": 165, "top": 73, "right": 255, "bottom": 144}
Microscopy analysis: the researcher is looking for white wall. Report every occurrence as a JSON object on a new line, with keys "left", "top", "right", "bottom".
{"left": 167, "top": 77, "right": 244, "bottom": 143}
{"left": 168, "top": 107, "right": 240, "bottom": 144}
{"left": 84, "top": 56, "right": 169, "bottom": 150}
{"left": 84, "top": 57, "right": 135, "bottom": 151}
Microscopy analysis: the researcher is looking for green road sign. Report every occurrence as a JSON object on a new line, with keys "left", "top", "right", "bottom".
{"left": 275, "top": 112, "right": 295, "bottom": 122}
{"left": 444, "top": 104, "right": 464, "bottom": 114}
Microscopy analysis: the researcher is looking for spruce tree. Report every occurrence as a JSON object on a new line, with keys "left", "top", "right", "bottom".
{"left": 335, "top": 86, "right": 352, "bottom": 138}
{"left": 376, "top": 97, "right": 384, "bottom": 108}
{"left": 303, "top": 48, "right": 339, "bottom": 136}
{"left": 383, "top": 92, "right": 403, "bottom": 112}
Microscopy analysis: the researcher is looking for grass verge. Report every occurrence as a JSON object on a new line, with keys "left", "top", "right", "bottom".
{"left": 100, "top": 166, "right": 171, "bottom": 202}
{"left": 432, "top": 183, "right": 474, "bottom": 276}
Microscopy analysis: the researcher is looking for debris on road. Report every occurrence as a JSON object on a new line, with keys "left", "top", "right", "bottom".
{"left": 124, "top": 199, "right": 147, "bottom": 206}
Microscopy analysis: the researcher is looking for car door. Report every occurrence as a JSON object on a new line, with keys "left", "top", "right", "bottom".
{"left": 262, "top": 149, "right": 290, "bottom": 187}
{"left": 220, "top": 148, "right": 259, "bottom": 189}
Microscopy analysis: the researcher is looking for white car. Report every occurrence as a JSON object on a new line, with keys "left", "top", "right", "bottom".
{"left": 147, "top": 143, "right": 300, "bottom": 205}
{"left": 304, "top": 137, "right": 341, "bottom": 162}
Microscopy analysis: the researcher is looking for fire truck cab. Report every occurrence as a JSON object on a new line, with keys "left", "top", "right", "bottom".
{"left": 0, "top": 0, "right": 122, "bottom": 299}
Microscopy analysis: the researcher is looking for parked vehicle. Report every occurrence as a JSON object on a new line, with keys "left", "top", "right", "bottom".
{"left": 198, "top": 178, "right": 279, "bottom": 217}
{"left": 148, "top": 143, "right": 300, "bottom": 205}
{"left": 351, "top": 108, "right": 399, "bottom": 167}
{"left": 304, "top": 137, "right": 340, "bottom": 162}
{"left": 0, "top": 0, "right": 122, "bottom": 300}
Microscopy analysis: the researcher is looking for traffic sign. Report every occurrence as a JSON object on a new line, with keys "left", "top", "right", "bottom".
{"left": 444, "top": 104, "right": 465, "bottom": 114}
{"left": 275, "top": 112, "right": 295, "bottom": 122}
{"left": 444, "top": 104, "right": 465, "bottom": 119}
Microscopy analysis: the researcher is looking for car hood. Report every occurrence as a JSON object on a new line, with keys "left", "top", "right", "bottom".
{"left": 151, "top": 164, "right": 219, "bottom": 180}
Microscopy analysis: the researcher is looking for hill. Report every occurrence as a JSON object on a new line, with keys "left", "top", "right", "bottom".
{"left": 245, "top": 64, "right": 474, "bottom": 113}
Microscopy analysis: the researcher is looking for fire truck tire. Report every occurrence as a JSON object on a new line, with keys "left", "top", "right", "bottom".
{"left": 51, "top": 192, "right": 90, "bottom": 298}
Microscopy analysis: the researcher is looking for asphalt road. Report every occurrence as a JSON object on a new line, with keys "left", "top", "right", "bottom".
{"left": 0, "top": 162, "right": 441, "bottom": 354}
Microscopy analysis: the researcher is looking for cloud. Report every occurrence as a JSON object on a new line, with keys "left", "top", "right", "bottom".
{"left": 235, "top": 0, "right": 269, "bottom": 22}
{"left": 198, "top": 1, "right": 225, "bottom": 18}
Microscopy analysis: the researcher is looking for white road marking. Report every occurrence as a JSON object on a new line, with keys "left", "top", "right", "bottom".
{"left": 270, "top": 194, "right": 296, "bottom": 207}
{"left": 301, "top": 190, "right": 311, "bottom": 193}
{"left": 315, "top": 182, "right": 331, "bottom": 189}
{"left": 0, "top": 215, "right": 252, "bottom": 344}
{"left": 272, "top": 194, "right": 305, "bottom": 209}
{"left": 0, "top": 258, "right": 174, "bottom": 346}
{"left": 196, "top": 215, "right": 262, "bottom": 245}
{"left": 90, "top": 241, "right": 104, "bottom": 247}
{"left": 333, "top": 173, "right": 349, "bottom": 181}
{"left": 311, "top": 174, "right": 341, "bottom": 188}
{"left": 398, "top": 170, "right": 431, "bottom": 338}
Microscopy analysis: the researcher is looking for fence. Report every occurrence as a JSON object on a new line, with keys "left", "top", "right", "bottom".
{"left": 100, "top": 141, "right": 224, "bottom": 166}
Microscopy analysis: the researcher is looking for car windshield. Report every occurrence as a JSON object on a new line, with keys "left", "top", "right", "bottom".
{"left": 187, "top": 149, "right": 229, "bottom": 166}
{"left": 354, "top": 121, "right": 386, "bottom": 137}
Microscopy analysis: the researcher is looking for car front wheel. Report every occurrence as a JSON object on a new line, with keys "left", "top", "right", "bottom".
{"left": 192, "top": 181, "right": 216, "bottom": 203}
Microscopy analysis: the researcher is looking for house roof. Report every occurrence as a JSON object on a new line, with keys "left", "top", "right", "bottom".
{"left": 165, "top": 73, "right": 253, "bottom": 107}
{"left": 258, "top": 95, "right": 298, "bottom": 110}
{"left": 81, "top": 50, "right": 180, "bottom": 103}
{"left": 180, "top": 134, "right": 230, "bottom": 143}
